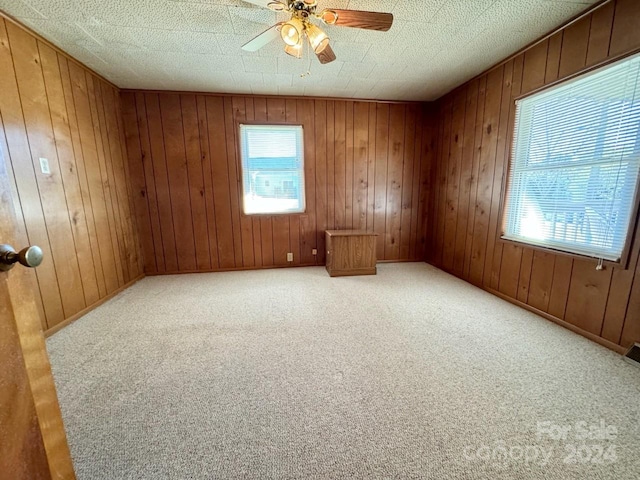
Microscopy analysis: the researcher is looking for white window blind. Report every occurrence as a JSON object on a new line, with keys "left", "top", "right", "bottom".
{"left": 239, "top": 124, "right": 305, "bottom": 215}
{"left": 503, "top": 53, "right": 640, "bottom": 262}
{"left": 246, "top": 128, "right": 298, "bottom": 159}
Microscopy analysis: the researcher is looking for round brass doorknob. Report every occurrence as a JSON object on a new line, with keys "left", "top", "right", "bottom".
{"left": 0, "top": 244, "right": 44, "bottom": 271}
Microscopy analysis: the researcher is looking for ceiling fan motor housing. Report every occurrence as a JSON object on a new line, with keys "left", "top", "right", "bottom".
{"left": 291, "top": 0, "right": 317, "bottom": 14}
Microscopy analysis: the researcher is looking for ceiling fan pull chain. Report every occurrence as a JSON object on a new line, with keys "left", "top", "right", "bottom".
{"left": 301, "top": 33, "right": 312, "bottom": 78}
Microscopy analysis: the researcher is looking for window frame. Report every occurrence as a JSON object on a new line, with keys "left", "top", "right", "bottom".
{"left": 236, "top": 121, "right": 307, "bottom": 217}
{"left": 498, "top": 50, "right": 640, "bottom": 269}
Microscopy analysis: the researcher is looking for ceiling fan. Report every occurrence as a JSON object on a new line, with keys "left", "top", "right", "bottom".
{"left": 240, "top": 0, "right": 393, "bottom": 64}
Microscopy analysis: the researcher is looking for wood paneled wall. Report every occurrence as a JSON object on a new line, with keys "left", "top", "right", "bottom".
{"left": 0, "top": 16, "right": 143, "bottom": 332}
{"left": 121, "top": 93, "right": 434, "bottom": 274}
{"left": 427, "top": 0, "right": 640, "bottom": 350}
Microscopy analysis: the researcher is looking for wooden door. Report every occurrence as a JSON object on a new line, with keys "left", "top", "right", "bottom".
{"left": 0, "top": 148, "right": 75, "bottom": 478}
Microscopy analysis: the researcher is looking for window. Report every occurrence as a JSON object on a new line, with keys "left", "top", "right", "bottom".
{"left": 239, "top": 124, "right": 305, "bottom": 215}
{"left": 503, "top": 54, "right": 640, "bottom": 262}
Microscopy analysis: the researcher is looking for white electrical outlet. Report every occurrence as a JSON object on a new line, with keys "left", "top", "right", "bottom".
{"left": 39, "top": 157, "right": 51, "bottom": 175}
{"left": 287, "top": 252, "right": 293, "bottom": 262}
{"left": 312, "top": 249, "right": 317, "bottom": 255}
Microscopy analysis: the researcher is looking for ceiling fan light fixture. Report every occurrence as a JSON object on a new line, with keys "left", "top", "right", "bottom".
{"left": 281, "top": 17, "right": 304, "bottom": 46}
{"left": 284, "top": 41, "right": 303, "bottom": 59}
{"left": 306, "top": 23, "right": 329, "bottom": 54}
{"left": 319, "top": 9, "right": 338, "bottom": 25}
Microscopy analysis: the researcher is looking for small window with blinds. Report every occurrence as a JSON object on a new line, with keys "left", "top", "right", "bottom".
{"left": 502, "top": 54, "right": 640, "bottom": 262}
{"left": 239, "top": 124, "right": 305, "bottom": 215}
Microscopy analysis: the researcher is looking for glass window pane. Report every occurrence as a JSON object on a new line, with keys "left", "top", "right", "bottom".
{"left": 239, "top": 125, "right": 306, "bottom": 215}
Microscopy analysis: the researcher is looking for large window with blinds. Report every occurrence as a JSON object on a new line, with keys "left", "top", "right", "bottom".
{"left": 502, "top": 53, "right": 640, "bottom": 262}
{"left": 239, "top": 124, "right": 305, "bottom": 215}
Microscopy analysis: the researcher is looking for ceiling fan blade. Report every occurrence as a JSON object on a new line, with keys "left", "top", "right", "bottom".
{"left": 316, "top": 44, "right": 336, "bottom": 65}
{"left": 241, "top": 23, "right": 283, "bottom": 52}
{"left": 320, "top": 9, "right": 393, "bottom": 32}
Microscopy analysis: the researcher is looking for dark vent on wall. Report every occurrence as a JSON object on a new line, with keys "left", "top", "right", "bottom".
{"left": 623, "top": 343, "right": 640, "bottom": 368}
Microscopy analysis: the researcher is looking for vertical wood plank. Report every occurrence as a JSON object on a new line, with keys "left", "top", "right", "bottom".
{"left": 286, "top": 98, "right": 300, "bottom": 265}
{"left": 399, "top": 105, "right": 416, "bottom": 260}
{"left": 435, "top": 99, "right": 452, "bottom": 268}
{"left": 206, "top": 96, "right": 235, "bottom": 269}
{"left": 463, "top": 77, "right": 486, "bottom": 278}
{"left": 299, "top": 99, "right": 316, "bottom": 264}
{"left": 601, "top": 228, "right": 640, "bottom": 343}
{"left": 548, "top": 257, "right": 574, "bottom": 320}
{"left": 326, "top": 101, "right": 336, "bottom": 231}
{"left": 182, "top": 94, "right": 211, "bottom": 270}
{"left": 366, "top": 103, "right": 377, "bottom": 233}
{"left": 620, "top": 259, "right": 640, "bottom": 347}
{"left": 545, "top": 32, "right": 563, "bottom": 82}
{"left": 609, "top": 0, "right": 640, "bottom": 56}
{"left": 453, "top": 81, "right": 478, "bottom": 275}
{"left": 345, "top": 101, "right": 354, "bottom": 230}
{"left": 527, "top": 251, "right": 556, "bottom": 312}
{"left": 222, "top": 96, "right": 244, "bottom": 267}
{"left": 374, "top": 103, "right": 389, "bottom": 260}
{"left": 416, "top": 107, "right": 432, "bottom": 261}
{"left": 586, "top": 1, "right": 615, "bottom": 66}
{"left": 121, "top": 93, "right": 157, "bottom": 273}
{"left": 315, "top": 99, "right": 328, "bottom": 265}
{"left": 412, "top": 105, "right": 428, "bottom": 261}
{"left": 442, "top": 89, "right": 466, "bottom": 271}
{"left": 334, "top": 101, "right": 346, "bottom": 230}
{"left": 385, "top": 103, "right": 405, "bottom": 260}
{"left": 113, "top": 86, "right": 143, "bottom": 278}
{"left": 145, "top": 93, "right": 179, "bottom": 272}
{"left": 134, "top": 92, "right": 165, "bottom": 273}
{"left": 565, "top": 259, "right": 614, "bottom": 335}
{"left": 558, "top": 15, "right": 591, "bottom": 78}
{"left": 353, "top": 102, "right": 369, "bottom": 232}
{"left": 468, "top": 66, "right": 503, "bottom": 285}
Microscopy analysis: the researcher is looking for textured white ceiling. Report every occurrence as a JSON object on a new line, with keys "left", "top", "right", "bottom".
{"left": 0, "top": 0, "right": 597, "bottom": 101}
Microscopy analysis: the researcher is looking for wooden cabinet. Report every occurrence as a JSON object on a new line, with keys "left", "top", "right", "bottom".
{"left": 325, "top": 230, "right": 377, "bottom": 277}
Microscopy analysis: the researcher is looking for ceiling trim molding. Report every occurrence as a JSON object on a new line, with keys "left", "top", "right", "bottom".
{"left": 0, "top": 9, "right": 119, "bottom": 90}
{"left": 119, "top": 88, "right": 434, "bottom": 106}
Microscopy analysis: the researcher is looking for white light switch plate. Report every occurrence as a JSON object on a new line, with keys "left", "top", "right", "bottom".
{"left": 287, "top": 252, "right": 293, "bottom": 262}
{"left": 39, "top": 157, "right": 51, "bottom": 174}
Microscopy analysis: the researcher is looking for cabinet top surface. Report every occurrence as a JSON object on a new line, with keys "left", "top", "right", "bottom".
{"left": 325, "top": 230, "right": 378, "bottom": 237}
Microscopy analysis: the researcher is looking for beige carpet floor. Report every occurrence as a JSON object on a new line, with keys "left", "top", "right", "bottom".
{"left": 46, "top": 263, "right": 640, "bottom": 479}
